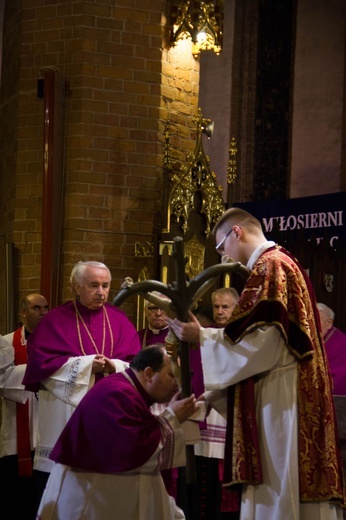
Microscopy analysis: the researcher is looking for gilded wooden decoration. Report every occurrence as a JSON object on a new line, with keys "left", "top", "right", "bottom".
{"left": 227, "top": 137, "right": 238, "bottom": 184}
{"left": 163, "top": 108, "right": 225, "bottom": 237}
{"left": 185, "top": 234, "right": 205, "bottom": 279}
{"left": 136, "top": 265, "right": 150, "bottom": 330}
{"left": 135, "top": 241, "right": 154, "bottom": 257}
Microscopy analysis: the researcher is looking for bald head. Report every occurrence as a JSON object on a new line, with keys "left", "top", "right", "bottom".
{"left": 21, "top": 293, "right": 49, "bottom": 333}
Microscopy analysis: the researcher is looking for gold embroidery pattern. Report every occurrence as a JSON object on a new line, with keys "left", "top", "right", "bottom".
{"left": 225, "top": 246, "right": 344, "bottom": 502}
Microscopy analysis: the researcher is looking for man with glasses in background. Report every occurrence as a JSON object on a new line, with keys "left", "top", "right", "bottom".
{"left": 138, "top": 293, "right": 170, "bottom": 349}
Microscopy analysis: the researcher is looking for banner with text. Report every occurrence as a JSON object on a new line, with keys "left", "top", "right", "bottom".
{"left": 233, "top": 191, "right": 346, "bottom": 248}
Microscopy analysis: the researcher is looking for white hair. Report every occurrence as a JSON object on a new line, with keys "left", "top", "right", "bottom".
{"left": 70, "top": 261, "right": 111, "bottom": 285}
{"left": 316, "top": 302, "right": 335, "bottom": 321}
{"left": 211, "top": 286, "right": 239, "bottom": 304}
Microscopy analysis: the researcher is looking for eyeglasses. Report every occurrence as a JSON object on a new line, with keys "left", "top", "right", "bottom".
{"left": 215, "top": 228, "right": 233, "bottom": 252}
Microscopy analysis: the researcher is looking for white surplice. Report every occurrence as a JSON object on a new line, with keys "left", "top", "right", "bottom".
{"left": 194, "top": 406, "right": 226, "bottom": 459}
{"left": 34, "top": 355, "right": 129, "bottom": 473}
{"left": 0, "top": 328, "right": 38, "bottom": 456}
{"left": 199, "top": 325, "right": 343, "bottom": 520}
{"left": 37, "top": 409, "right": 186, "bottom": 520}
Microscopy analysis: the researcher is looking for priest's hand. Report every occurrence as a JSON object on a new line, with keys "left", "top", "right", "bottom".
{"left": 103, "top": 357, "right": 116, "bottom": 373}
{"left": 92, "top": 354, "right": 106, "bottom": 374}
{"left": 166, "top": 311, "right": 201, "bottom": 344}
{"left": 92, "top": 355, "right": 115, "bottom": 374}
{"left": 169, "top": 391, "right": 198, "bottom": 423}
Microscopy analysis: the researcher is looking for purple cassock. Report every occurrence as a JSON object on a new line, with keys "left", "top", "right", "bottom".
{"left": 138, "top": 326, "right": 169, "bottom": 349}
{"left": 324, "top": 326, "right": 346, "bottom": 395}
{"left": 50, "top": 368, "right": 170, "bottom": 472}
{"left": 22, "top": 299, "right": 141, "bottom": 392}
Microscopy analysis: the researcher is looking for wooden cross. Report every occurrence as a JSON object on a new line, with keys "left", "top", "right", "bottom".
{"left": 113, "top": 236, "right": 250, "bottom": 482}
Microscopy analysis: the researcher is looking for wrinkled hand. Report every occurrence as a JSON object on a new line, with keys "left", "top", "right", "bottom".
{"left": 166, "top": 311, "right": 201, "bottom": 344}
{"left": 103, "top": 357, "right": 116, "bottom": 374}
{"left": 92, "top": 355, "right": 115, "bottom": 374}
{"left": 92, "top": 355, "right": 106, "bottom": 374}
{"left": 169, "top": 391, "right": 198, "bottom": 423}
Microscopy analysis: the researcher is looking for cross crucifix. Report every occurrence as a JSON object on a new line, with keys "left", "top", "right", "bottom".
{"left": 113, "top": 236, "right": 249, "bottom": 483}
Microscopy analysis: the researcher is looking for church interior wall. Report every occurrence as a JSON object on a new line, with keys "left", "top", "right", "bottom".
{"left": 0, "top": 0, "right": 345, "bottom": 330}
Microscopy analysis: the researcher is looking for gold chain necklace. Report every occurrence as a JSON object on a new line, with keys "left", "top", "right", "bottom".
{"left": 74, "top": 299, "right": 114, "bottom": 357}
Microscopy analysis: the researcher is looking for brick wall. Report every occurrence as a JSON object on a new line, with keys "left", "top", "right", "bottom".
{"left": 0, "top": 0, "right": 200, "bottom": 329}
{"left": 0, "top": 0, "right": 23, "bottom": 329}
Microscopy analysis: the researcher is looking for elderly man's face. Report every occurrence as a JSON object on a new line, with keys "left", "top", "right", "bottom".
{"left": 76, "top": 267, "right": 111, "bottom": 310}
{"left": 145, "top": 305, "right": 168, "bottom": 330}
{"left": 212, "top": 293, "right": 237, "bottom": 328}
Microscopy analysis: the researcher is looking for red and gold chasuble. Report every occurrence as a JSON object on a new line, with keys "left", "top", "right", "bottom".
{"left": 223, "top": 245, "right": 344, "bottom": 504}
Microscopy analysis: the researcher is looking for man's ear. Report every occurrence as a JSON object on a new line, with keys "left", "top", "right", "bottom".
{"left": 70, "top": 282, "right": 79, "bottom": 298}
{"left": 233, "top": 225, "right": 242, "bottom": 238}
{"left": 143, "top": 366, "right": 154, "bottom": 382}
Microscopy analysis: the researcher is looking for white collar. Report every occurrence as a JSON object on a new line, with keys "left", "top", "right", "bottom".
{"left": 247, "top": 241, "right": 276, "bottom": 270}
{"left": 148, "top": 325, "right": 169, "bottom": 335}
